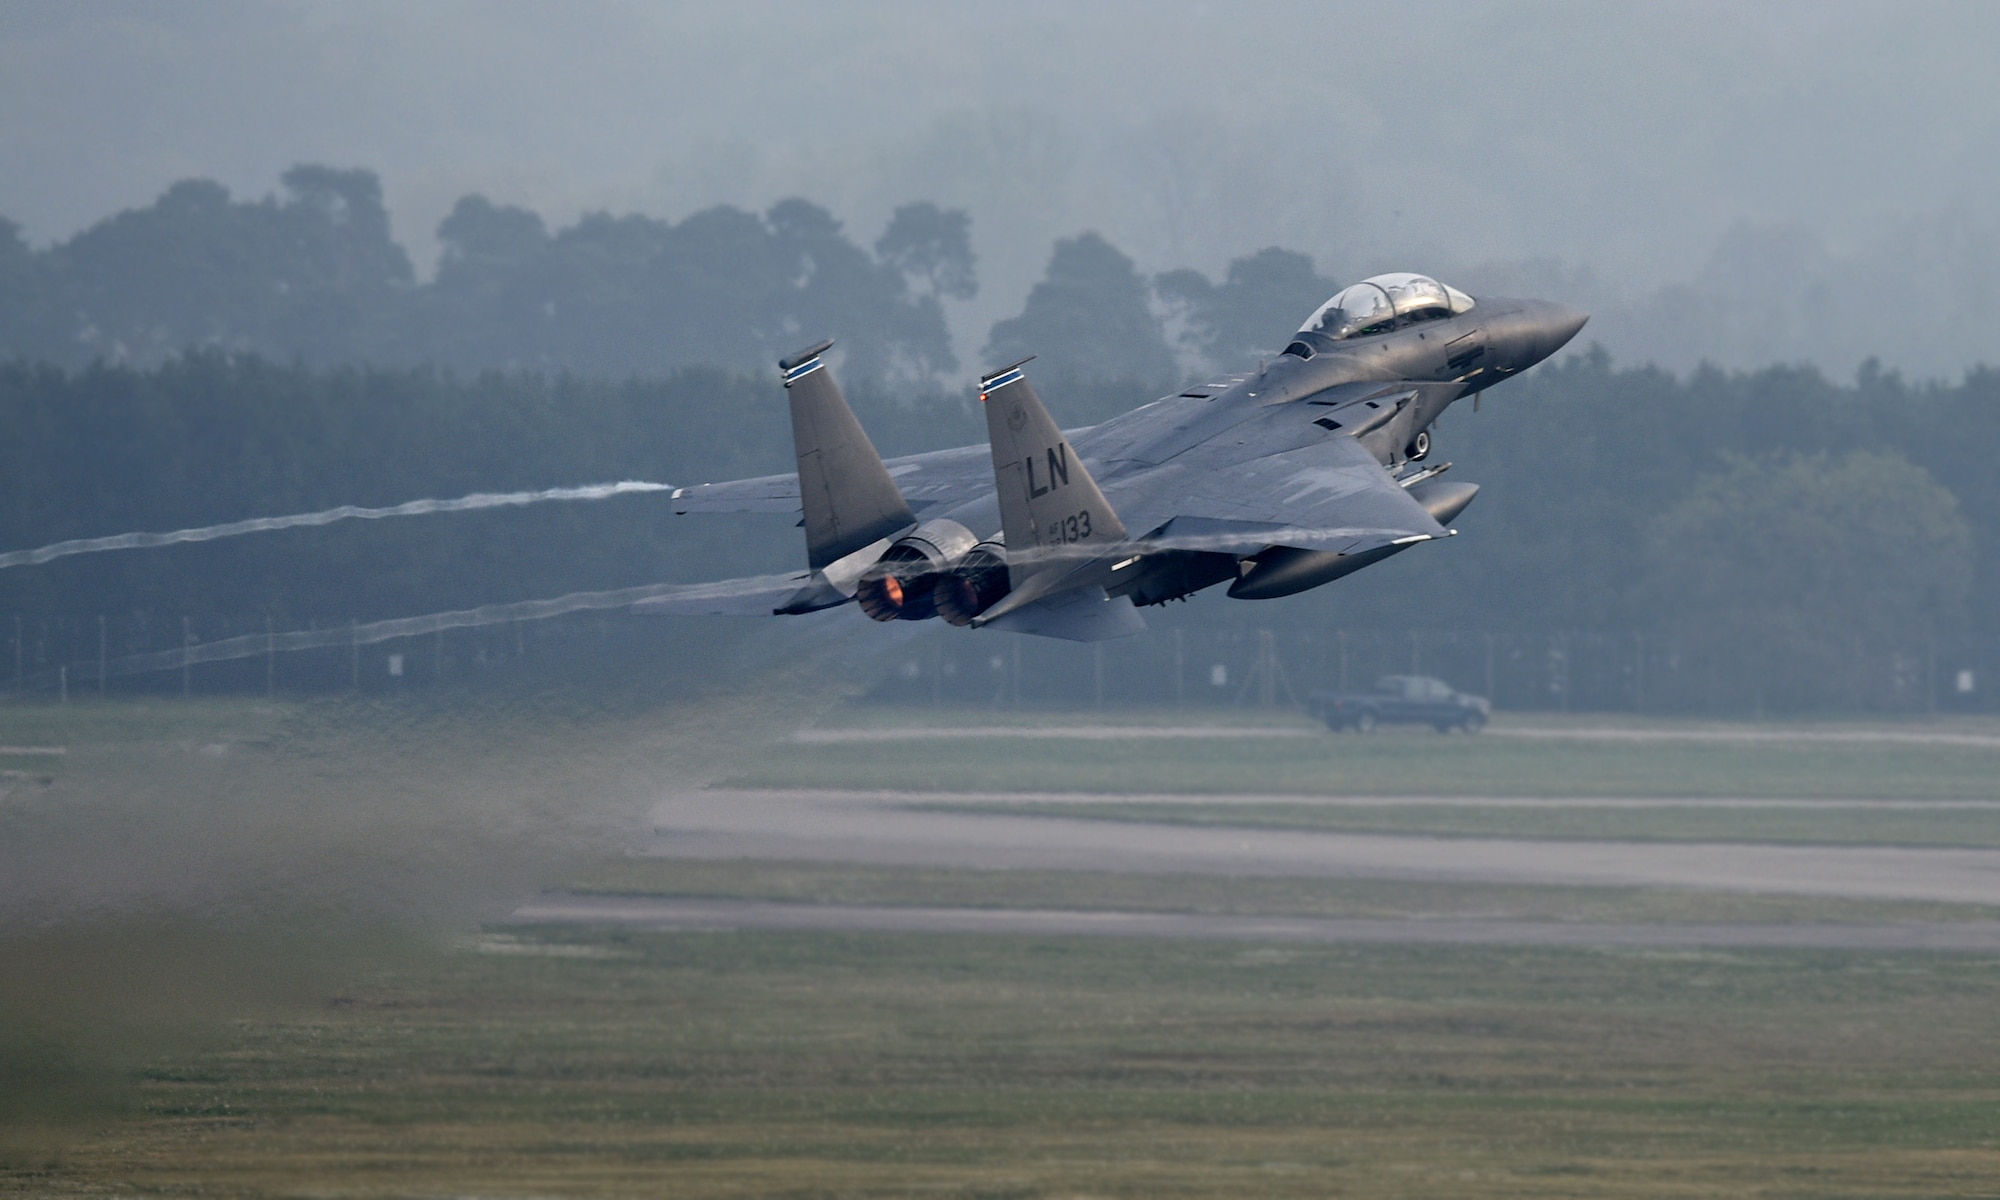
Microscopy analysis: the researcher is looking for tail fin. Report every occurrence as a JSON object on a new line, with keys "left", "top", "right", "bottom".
{"left": 781, "top": 340, "right": 916, "bottom": 569}
{"left": 967, "top": 360, "right": 1140, "bottom": 633}
{"left": 978, "top": 359, "right": 1127, "bottom": 556}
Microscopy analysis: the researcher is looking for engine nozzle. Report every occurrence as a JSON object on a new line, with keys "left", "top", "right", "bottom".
{"left": 933, "top": 542, "right": 1010, "bottom": 626}
{"left": 854, "top": 519, "right": 979, "bottom": 622}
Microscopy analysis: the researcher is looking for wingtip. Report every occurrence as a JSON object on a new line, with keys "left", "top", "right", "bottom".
{"left": 778, "top": 339, "right": 835, "bottom": 373}
{"left": 978, "top": 357, "right": 1037, "bottom": 399}
{"left": 979, "top": 356, "right": 1036, "bottom": 387}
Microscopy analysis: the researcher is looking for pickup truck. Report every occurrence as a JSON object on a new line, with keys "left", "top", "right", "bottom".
{"left": 1306, "top": 674, "right": 1490, "bottom": 733}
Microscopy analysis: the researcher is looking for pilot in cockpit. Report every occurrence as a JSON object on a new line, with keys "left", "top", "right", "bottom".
{"left": 1299, "top": 273, "right": 1475, "bottom": 341}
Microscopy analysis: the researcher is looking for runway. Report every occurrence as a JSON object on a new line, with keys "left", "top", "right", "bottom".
{"left": 642, "top": 787, "right": 2000, "bottom": 907}
{"left": 791, "top": 724, "right": 2000, "bottom": 749}
{"left": 780, "top": 789, "right": 2000, "bottom": 811}
{"left": 513, "top": 894, "right": 2000, "bottom": 952}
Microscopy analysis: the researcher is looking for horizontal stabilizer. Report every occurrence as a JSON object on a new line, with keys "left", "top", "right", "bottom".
{"left": 981, "top": 586, "right": 1146, "bottom": 641}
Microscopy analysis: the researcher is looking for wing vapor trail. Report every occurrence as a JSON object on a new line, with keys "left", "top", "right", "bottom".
{"left": 0, "top": 481, "right": 673, "bottom": 571}
{"left": 84, "top": 574, "right": 802, "bottom": 681}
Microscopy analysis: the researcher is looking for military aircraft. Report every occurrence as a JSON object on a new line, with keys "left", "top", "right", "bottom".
{"left": 640, "top": 273, "right": 1586, "bottom": 640}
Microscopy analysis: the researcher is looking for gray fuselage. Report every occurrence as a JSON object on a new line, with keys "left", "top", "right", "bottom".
{"left": 915, "top": 295, "right": 1587, "bottom": 605}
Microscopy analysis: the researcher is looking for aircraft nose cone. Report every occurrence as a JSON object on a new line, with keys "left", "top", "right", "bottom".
{"left": 1479, "top": 298, "right": 1592, "bottom": 374}
{"left": 1535, "top": 301, "right": 1590, "bottom": 359}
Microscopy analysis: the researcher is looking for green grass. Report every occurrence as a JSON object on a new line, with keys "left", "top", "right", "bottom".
{"left": 0, "top": 694, "right": 288, "bottom": 736}
{"left": 574, "top": 856, "right": 2000, "bottom": 925}
{"left": 923, "top": 798, "right": 2000, "bottom": 848}
{"left": 729, "top": 721, "right": 2000, "bottom": 799}
{"left": 12, "top": 697, "right": 2000, "bottom": 1195}
{"left": 0, "top": 696, "right": 287, "bottom": 791}
{"left": 13, "top": 925, "right": 2000, "bottom": 1197}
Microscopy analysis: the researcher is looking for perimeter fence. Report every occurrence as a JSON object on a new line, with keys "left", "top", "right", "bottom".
{"left": 864, "top": 625, "right": 2000, "bottom": 716}
{"left": 4, "top": 609, "right": 1994, "bottom": 717}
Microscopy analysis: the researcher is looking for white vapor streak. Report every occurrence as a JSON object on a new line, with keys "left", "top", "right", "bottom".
{"left": 98, "top": 576, "right": 794, "bottom": 679}
{"left": 0, "top": 481, "right": 673, "bottom": 570}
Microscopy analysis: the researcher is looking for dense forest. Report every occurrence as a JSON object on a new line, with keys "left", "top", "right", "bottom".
{"left": 0, "top": 168, "right": 968, "bottom": 382}
{"left": 0, "top": 166, "right": 1343, "bottom": 388}
{"left": 0, "top": 167, "right": 1993, "bottom": 711}
{"left": 0, "top": 350, "right": 1991, "bottom": 711}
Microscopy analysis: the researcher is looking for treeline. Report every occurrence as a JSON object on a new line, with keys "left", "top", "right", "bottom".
{"left": 0, "top": 355, "right": 808, "bottom": 630}
{"left": 0, "top": 167, "right": 965, "bottom": 382}
{"left": 0, "top": 165, "right": 1335, "bottom": 389}
{"left": 1327, "top": 349, "right": 1993, "bottom": 710}
{"left": 0, "top": 351, "right": 1992, "bottom": 711}
{"left": 2, "top": 167, "right": 1995, "bottom": 710}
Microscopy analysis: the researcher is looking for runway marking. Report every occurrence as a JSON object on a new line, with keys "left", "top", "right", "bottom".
{"left": 511, "top": 895, "right": 2000, "bottom": 952}
{"left": 882, "top": 790, "right": 2000, "bottom": 811}
{"left": 0, "top": 746, "right": 66, "bottom": 756}
{"left": 669, "top": 785, "right": 2000, "bottom": 811}
{"left": 793, "top": 724, "right": 2000, "bottom": 748}
{"left": 1486, "top": 727, "right": 2000, "bottom": 749}
{"left": 647, "top": 788, "right": 2000, "bottom": 905}
{"left": 793, "top": 726, "right": 1317, "bottom": 742}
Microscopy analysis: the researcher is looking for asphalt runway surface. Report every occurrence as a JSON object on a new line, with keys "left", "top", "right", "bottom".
{"left": 807, "top": 790, "right": 2000, "bottom": 810}
{"left": 793, "top": 724, "right": 2000, "bottom": 748}
{"left": 505, "top": 786, "right": 2000, "bottom": 949}
{"left": 641, "top": 787, "right": 2000, "bottom": 907}
{"left": 512, "top": 894, "right": 2000, "bottom": 952}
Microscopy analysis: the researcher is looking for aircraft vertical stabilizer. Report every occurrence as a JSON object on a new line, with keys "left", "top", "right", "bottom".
{"left": 781, "top": 340, "right": 916, "bottom": 569}
{"left": 969, "top": 360, "right": 1144, "bottom": 638}
{"left": 978, "top": 360, "right": 1127, "bottom": 557}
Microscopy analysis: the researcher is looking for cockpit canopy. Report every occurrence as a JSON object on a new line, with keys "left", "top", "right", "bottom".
{"left": 1299, "top": 273, "right": 1475, "bottom": 341}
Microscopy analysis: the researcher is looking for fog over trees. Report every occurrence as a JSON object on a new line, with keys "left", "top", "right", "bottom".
{"left": 985, "top": 234, "right": 1179, "bottom": 386}
{"left": 2, "top": 204, "right": 1997, "bottom": 711}
{"left": 3, "top": 0, "right": 1998, "bottom": 711}
{"left": 0, "top": 166, "right": 1386, "bottom": 389}
{"left": 6, "top": 4, "right": 1999, "bottom": 380}
{"left": 1641, "top": 452, "right": 1972, "bottom": 712}
{"left": 0, "top": 171, "right": 970, "bottom": 383}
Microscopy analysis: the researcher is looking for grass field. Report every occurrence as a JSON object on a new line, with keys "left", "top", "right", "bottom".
{"left": 10, "top": 696, "right": 2000, "bottom": 1196}
{"left": 11, "top": 923, "right": 2000, "bottom": 1197}
{"left": 575, "top": 857, "right": 2000, "bottom": 925}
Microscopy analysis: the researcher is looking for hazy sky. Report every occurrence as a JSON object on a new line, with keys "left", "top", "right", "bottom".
{"left": 4, "top": 1, "right": 1997, "bottom": 372}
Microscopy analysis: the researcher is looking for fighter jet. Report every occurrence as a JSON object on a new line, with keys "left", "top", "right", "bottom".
{"left": 641, "top": 273, "right": 1586, "bottom": 640}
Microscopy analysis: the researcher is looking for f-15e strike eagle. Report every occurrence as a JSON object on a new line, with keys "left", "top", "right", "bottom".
{"left": 642, "top": 273, "right": 1586, "bottom": 640}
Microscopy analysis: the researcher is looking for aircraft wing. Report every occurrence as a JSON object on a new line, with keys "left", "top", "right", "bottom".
{"left": 980, "top": 585, "right": 1147, "bottom": 641}
{"left": 671, "top": 377, "right": 1444, "bottom": 559}
{"left": 670, "top": 472, "right": 800, "bottom": 515}
{"left": 666, "top": 372, "right": 1262, "bottom": 520}
{"left": 1111, "top": 434, "right": 1447, "bottom": 557}
{"left": 629, "top": 572, "right": 824, "bottom": 616}
{"left": 672, "top": 443, "right": 993, "bottom": 516}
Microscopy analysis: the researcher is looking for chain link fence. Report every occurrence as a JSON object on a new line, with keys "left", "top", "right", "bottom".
{"left": 861, "top": 625, "right": 2000, "bottom": 716}
{"left": 5, "top": 610, "right": 1996, "bottom": 716}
